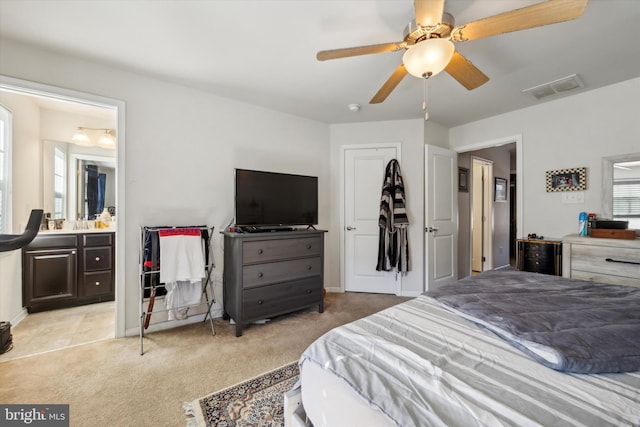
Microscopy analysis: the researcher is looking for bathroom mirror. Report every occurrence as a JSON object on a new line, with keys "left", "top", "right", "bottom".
{"left": 43, "top": 140, "right": 116, "bottom": 221}
{"left": 602, "top": 152, "right": 640, "bottom": 227}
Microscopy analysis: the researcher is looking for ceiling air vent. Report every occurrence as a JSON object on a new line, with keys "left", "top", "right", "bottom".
{"left": 522, "top": 74, "right": 584, "bottom": 101}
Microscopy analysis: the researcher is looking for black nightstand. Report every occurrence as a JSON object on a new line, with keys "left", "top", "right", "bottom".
{"left": 516, "top": 238, "right": 562, "bottom": 276}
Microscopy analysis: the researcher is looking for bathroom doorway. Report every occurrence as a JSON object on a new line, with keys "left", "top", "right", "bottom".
{"left": 0, "top": 76, "right": 125, "bottom": 358}
{"left": 471, "top": 157, "right": 493, "bottom": 274}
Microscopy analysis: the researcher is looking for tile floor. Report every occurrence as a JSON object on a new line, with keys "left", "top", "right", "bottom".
{"left": 0, "top": 301, "right": 114, "bottom": 362}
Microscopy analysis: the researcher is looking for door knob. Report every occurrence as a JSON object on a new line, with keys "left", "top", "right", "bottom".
{"left": 426, "top": 226, "right": 439, "bottom": 233}
{"left": 346, "top": 226, "right": 357, "bottom": 231}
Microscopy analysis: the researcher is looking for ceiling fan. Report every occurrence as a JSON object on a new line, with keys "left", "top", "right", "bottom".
{"left": 317, "top": 0, "right": 589, "bottom": 105}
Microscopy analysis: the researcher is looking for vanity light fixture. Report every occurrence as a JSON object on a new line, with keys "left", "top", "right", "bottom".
{"left": 71, "top": 127, "right": 116, "bottom": 149}
{"left": 97, "top": 129, "right": 116, "bottom": 148}
{"left": 71, "top": 127, "right": 91, "bottom": 145}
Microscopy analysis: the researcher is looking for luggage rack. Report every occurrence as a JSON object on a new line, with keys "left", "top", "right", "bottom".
{"left": 138, "top": 225, "right": 215, "bottom": 355}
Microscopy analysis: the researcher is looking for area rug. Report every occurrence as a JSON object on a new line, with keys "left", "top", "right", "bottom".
{"left": 184, "top": 362, "right": 299, "bottom": 427}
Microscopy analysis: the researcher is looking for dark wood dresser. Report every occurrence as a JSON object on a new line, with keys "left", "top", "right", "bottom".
{"left": 22, "top": 231, "right": 115, "bottom": 312}
{"left": 516, "top": 238, "right": 562, "bottom": 276}
{"left": 222, "top": 230, "right": 326, "bottom": 337}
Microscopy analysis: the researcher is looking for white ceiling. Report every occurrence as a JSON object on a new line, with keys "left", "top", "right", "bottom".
{"left": 1, "top": 0, "right": 639, "bottom": 127}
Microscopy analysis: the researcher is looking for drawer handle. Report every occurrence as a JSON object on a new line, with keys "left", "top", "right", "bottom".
{"left": 605, "top": 258, "right": 640, "bottom": 266}
{"left": 258, "top": 249, "right": 263, "bottom": 255}
{"left": 306, "top": 244, "right": 312, "bottom": 249}
{"left": 258, "top": 272, "right": 264, "bottom": 278}
{"left": 95, "top": 256, "right": 101, "bottom": 261}
{"left": 307, "top": 265, "right": 312, "bottom": 270}
{"left": 95, "top": 281, "right": 101, "bottom": 286}
{"left": 257, "top": 299, "right": 263, "bottom": 305}
{"left": 306, "top": 289, "right": 312, "bottom": 294}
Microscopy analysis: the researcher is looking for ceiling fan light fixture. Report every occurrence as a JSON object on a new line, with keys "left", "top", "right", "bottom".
{"left": 403, "top": 38, "right": 455, "bottom": 79}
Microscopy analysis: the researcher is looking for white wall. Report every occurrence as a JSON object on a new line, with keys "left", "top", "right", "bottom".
{"left": 450, "top": 77, "right": 640, "bottom": 239}
{"left": 0, "top": 92, "right": 40, "bottom": 324}
{"left": 329, "top": 119, "right": 435, "bottom": 296}
{"left": 0, "top": 38, "right": 331, "bottom": 334}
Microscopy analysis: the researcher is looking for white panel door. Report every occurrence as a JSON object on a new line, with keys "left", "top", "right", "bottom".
{"left": 344, "top": 146, "right": 399, "bottom": 294}
{"left": 425, "top": 145, "right": 458, "bottom": 291}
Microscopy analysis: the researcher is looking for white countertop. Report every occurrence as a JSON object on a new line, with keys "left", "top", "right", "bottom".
{"left": 39, "top": 227, "right": 116, "bottom": 235}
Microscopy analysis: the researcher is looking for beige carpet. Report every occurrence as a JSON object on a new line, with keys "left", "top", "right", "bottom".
{"left": 0, "top": 292, "right": 408, "bottom": 427}
{"left": 0, "top": 301, "right": 115, "bottom": 362}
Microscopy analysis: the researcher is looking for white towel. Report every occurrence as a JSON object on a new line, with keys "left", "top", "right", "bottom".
{"left": 159, "top": 228, "right": 205, "bottom": 320}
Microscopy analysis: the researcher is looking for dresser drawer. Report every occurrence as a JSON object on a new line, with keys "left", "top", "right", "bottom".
{"left": 242, "top": 237, "right": 321, "bottom": 264}
{"left": 27, "top": 234, "right": 77, "bottom": 249}
{"left": 571, "top": 245, "right": 640, "bottom": 285}
{"left": 243, "top": 257, "right": 321, "bottom": 288}
{"left": 84, "top": 247, "right": 113, "bottom": 271}
{"left": 242, "top": 278, "right": 322, "bottom": 321}
{"left": 523, "top": 242, "right": 554, "bottom": 259}
{"left": 83, "top": 233, "right": 113, "bottom": 247}
{"left": 82, "top": 271, "right": 113, "bottom": 296}
{"left": 523, "top": 257, "right": 556, "bottom": 275}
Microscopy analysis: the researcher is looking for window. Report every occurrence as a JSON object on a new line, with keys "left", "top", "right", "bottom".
{"left": 0, "top": 105, "right": 11, "bottom": 234}
{"left": 53, "top": 147, "right": 65, "bottom": 219}
{"left": 613, "top": 179, "right": 640, "bottom": 228}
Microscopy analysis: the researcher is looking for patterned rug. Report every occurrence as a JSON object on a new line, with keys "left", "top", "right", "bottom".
{"left": 184, "top": 362, "right": 299, "bottom": 427}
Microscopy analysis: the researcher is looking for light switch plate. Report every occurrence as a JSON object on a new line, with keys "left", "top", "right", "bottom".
{"left": 561, "top": 192, "right": 585, "bottom": 204}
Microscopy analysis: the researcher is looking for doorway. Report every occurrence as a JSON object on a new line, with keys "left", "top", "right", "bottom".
{"left": 341, "top": 144, "right": 400, "bottom": 294}
{"left": 456, "top": 137, "right": 520, "bottom": 279}
{"left": 0, "top": 76, "right": 125, "bottom": 355}
{"left": 471, "top": 158, "right": 493, "bottom": 273}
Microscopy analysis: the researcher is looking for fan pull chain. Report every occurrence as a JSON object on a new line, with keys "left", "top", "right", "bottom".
{"left": 422, "top": 71, "right": 432, "bottom": 121}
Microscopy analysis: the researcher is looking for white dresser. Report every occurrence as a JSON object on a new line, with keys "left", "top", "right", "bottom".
{"left": 562, "top": 234, "right": 640, "bottom": 287}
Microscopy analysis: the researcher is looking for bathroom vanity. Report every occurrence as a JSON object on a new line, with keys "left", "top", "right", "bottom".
{"left": 22, "top": 230, "right": 115, "bottom": 312}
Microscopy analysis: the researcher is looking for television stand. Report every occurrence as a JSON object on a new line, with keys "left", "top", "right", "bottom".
{"left": 241, "top": 226, "right": 294, "bottom": 233}
{"left": 222, "top": 229, "right": 326, "bottom": 337}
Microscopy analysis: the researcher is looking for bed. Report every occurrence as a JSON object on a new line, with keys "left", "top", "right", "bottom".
{"left": 294, "top": 269, "right": 640, "bottom": 427}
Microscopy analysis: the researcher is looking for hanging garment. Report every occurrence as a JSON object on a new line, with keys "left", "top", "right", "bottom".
{"left": 159, "top": 228, "right": 205, "bottom": 320}
{"left": 376, "top": 159, "right": 410, "bottom": 273}
{"left": 96, "top": 173, "right": 106, "bottom": 213}
{"left": 85, "top": 164, "right": 99, "bottom": 218}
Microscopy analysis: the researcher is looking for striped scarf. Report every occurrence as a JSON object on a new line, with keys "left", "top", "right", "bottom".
{"left": 376, "top": 159, "right": 409, "bottom": 273}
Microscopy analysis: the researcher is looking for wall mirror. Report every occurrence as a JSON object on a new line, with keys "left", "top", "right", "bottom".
{"left": 43, "top": 140, "right": 116, "bottom": 221}
{"left": 602, "top": 152, "right": 640, "bottom": 228}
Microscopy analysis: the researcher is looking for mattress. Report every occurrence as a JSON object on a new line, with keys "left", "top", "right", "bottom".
{"left": 299, "top": 290, "right": 640, "bottom": 426}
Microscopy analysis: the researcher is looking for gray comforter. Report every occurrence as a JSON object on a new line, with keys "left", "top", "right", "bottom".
{"left": 424, "top": 269, "right": 640, "bottom": 374}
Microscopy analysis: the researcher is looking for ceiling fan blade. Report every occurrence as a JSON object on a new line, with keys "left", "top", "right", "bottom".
{"left": 317, "top": 42, "right": 406, "bottom": 61}
{"left": 414, "top": 0, "right": 445, "bottom": 27}
{"left": 370, "top": 64, "right": 408, "bottom": 104}
{"left": 452, "top": 0, "right": 588, "bottom": 42}
{"left": 445, "top": 51, "right": 489, "bottom": 90}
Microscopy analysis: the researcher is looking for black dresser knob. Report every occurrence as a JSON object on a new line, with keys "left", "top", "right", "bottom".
{"left": 257, "top": 299, "right": 263, "bottom": 305}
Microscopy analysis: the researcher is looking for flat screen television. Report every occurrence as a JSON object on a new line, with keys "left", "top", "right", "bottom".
{"left": 234, "top": 169, "right": 318, "bottom": 228}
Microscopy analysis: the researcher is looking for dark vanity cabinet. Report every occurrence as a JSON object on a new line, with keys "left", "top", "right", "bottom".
{"left": 23, "top": 232, "right": 115, "bottom": 312}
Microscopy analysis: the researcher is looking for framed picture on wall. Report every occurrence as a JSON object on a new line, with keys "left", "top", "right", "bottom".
{"left": 494, "top": 177, "right": 507, "bottom": 202}
{"left": 458, "top": 167, "right": 469, "bottom": 192}
{"left": 545, "top": 167, "right": 587, "bottom": 192}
